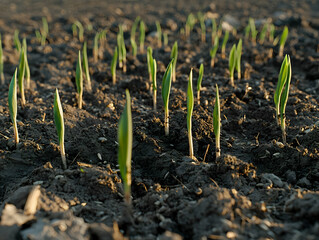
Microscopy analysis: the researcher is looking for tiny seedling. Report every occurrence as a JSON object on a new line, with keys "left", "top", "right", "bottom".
{"left": 213, "top": 84, "right": 221, "bottom": 158}
{"left": 73, "top": 21, "right": 84, "bottom": 42}
{"left": 117, "top": 26, "right": 126, "bottom": 73}
{"left": 22, "top": 39, "right": 31, "bottom": 89}
{"left": 244, "top": 24, "right": 250, "bottom": 40}
{"left": 14, "top": 30, "right": 21, "bottom": 53}
{"left": 211, "top": 18, "right": 217, "bottom": 45}
{"left": 8, "top": 69, "right": 19, "bottom": 146}
{"left": 235, "top": 39, "right": 242, "bottom": 80}
{"left": 130, "top": 16, "right": 140, "bottom": 42}
{"left": 82, "top": 41, "right": 91, "bottom": 91}
{"left": 147, "top": 46, "right": 153, "bottom": 90}
{"left": 187, "top": 69, "right": 194, "bottom": 159}
{"left": 151, "top": 59, "right": 157, "bottom": 110}
{"left": 118, "top": 89, "right": 133, "bottom": 205}
{"left": 41, "top": 17, "right": 49, "bottom": 45}
{"left": 197, "top": 12, "right": 206, "bottom": 42}
{"left": 221, "top": 30, "right": 229, "bottom": 59}
{"left": 18, "top": 45, "right": 26, "bottom": 106}
{"left": 170, "top": 41, "right": 178, "bottom": 82}
{"left": 0, "top": 33, "right": 4, "bottom": 85}
{"left": 54, "top": 88, "right": 67, "bottom": 169}
{"left": 210, "top": 35, "right": 219, "bottom": 67}
{"left": 130, "top": 38, "right": 137, "bottom": 57}
{"left": 259, "top": 22, "right": 268, "bottom": 44}
{"left": 185, "top": 13, "right": 196, "bottom": 37}
{"left": 229, "top": 44, "right": 236, "bottom": 86}
{"left": 75, "top": 50, "right": 83, "bottom": 109}
{"left": 249, "top": 18, "right": 257, "bottom": 45}
{"left": 139, "top": 21, "right": 145, "bottom": 54}
{"left": 279, "top": 26, "right": 288, "bottom": 57}
{"left": 217, "top": 20, "right": 223, "bottom": 37}
{"left": 196, "top": 63, "right": 204, "bottom": 105}
{"left": 156, "top": 21, "right": 162, "bottom": 47}
{"left": 111, "top": 46, "right": 118, "bottom": 85}
{"left": 162, "top": 59, "right": 174, "bottom": 136}
{"left": 93, "top": 32, "right": 99, "bottom": 63}
{"left": 163, "top": 32, "right": 168, "bottom": 46}
{"left": 269, "top": 24, "right": 275, "bottom": 42}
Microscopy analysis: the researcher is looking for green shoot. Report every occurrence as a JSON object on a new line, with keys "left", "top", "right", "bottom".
{"left": 18, "top": 45, "right": 26, "bottom": 106}
{"left": 130, "top": 38, "right": 137, "bottom": 57}
{"left": 259, "top": 22, "right": 268, "bottom": 44}
{"left": 249, "top": 18, "right": 257, "bottom": 45}
{"left": 93, "top": 32, "right": 99, "bottom": 63}
{"left": 118, "top": 89, "right": 133, "bottom": 205}
{"left": 217, "top": 20, "right": 223, "bottom": 37}
{"left": 111, "top": 46, "right": 118, "bottom": 85}
{"left": 82, "top": 41, "right": 91, "bottom": 91}
{"left": 163, "top": 32, "right": 168, "bottom": 46}
{"left": 269, "top": 24, "right": 275, "bottom": 42}
{"left": 35, "top": 30, "right": 42, "bottom": 44}
{"left": 221, "top": 30, "right": 229, "bottom": 59}
{"left": 75, "top": 50, "right": 83, "bottom": 109}
{"left": 162, "top": 59, "right": 174, "bottom": 136}
{"left": 210, "top": 35, "right": 219, "bottom": 67}
{"left": 197, "top": 12, "right": 206, "bottom": 43}
{"left": 213, "top": 84, "right": 221, "bottom": 158}
{"left": 22, "top": 39, "right": 31, "bottom": 89}
{"left": 8, "top": 69, "right": 19, "bottom": 146}
{"left": 118, "top": 26, "right": 126, "bottom": 73}
{"left": 185, "top": 13, "right": 196, "bottom": 37}
{"left": 235, "top": 39, "right": 242, "bottom": 80}
{"left": 73, "top": 21, "right": 84, "bottom": 42}
{"left": 244, "top": 24, "right": 250, "bottom": 40}
{"left": 187, "top": 68, "right": 194, "bottom": 159}
{"left": 14, "top": 30, "right": 21, "bottom": 53}
{"left": 151, "top": 59, "right": 157, "bottom": 110}
{"left": 170, "top": 41, "right": 178, "bottom": 82}
{"left": 0, "top": 33, "right": 4, "bottom": 85}
{"left": 156, "top": 21, "right": 162, "bottom": 47}
{"left": 229, "top": 44, "right": 236, "bottom": 86}
{"left": 147, "top": 46, "right": 153, "bottom": 89}
{"left": 41, "top": 17, "right": 49, "bottom": 45}
{"left": 53, "top": 88, "right": 67, "bottom": 170}
{"left": 130, "top": 16, "right": 140, "bottom": 42}
{"left": 196, "top": 63, "right": 204, "bottom": 105}
{"left": 279, "top": 26, "right": 288, "bottom": 57}
{"left": 211, "top": 18, "right": 217, "bottom": 45}
{"left": 139, "top": 21, "right": 145, "bottom": 54}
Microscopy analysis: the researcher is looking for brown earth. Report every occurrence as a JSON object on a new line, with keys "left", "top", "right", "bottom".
{"left": 0, "top": 0, "right": 319, "bottom": 239}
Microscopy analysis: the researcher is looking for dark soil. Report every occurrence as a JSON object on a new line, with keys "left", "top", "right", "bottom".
{"left": 0, "top": 0, "right": 319, "bottom": 239}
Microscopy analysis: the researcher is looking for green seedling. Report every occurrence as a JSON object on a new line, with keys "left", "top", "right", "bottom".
{"left": 236, "top": 39, "right": 242, "bottom": 80}
{"left": 117, "top": 25, "right": 127, "bottom": 73}
{"left": 18, "top": 45, "right": 26, "bottom": 106}
{"left": 163, "top": 32, "right": 168, "bottom": 46}
{"left": 210, "top": 35, "right": 219, "bottom": 67}
{"left": 98, "top": 29, "right": 107, "bottom": 56}
{"left": 72, "top": 21, "right": 84, "bottom": 42}
{"left": 244, "top": 24, "right": 250, "bottom": 40}
{"left": 139, "top": 21, "right": 145, "bottom": 54}
{"left": 185, "top": 13, "right": 196, "bottom": 37}
{"left": 279, "top": 26, "right": 288, "bottom": 57}
{"left": 187, "top": 69, "right": 194, "bottom": 159}
{"left": 14, "top": 30, "right": 21, "bottom": 53}
{"left": 274, "top": 55, "right": 292, "bottom": 144}
{"left": 111, "top": 46, "right": 118, "bottom": 85}
{"left": 0, "top": 34, "right": 4, "bottom": 85}
{"left": 130, "top": 38, "right": 137, "bottom": 57}
{"left": 151, "top": 59, "right": 157, "bottom": 110}
{"left": 118, "top": 89, "right": 133, "bottom": 205}
{"left": 211, "top": 18, "right": 217, "bottom": 45}
{"left": 269, "top": 24, "right": 275, "bottom": 42}
{"left": 221, "top": 30, "right": 229, "bottom": 59}
{"left": 82, "top": 41, "right": 91, "bottom": 91}
{"left": 75, "top": 50, "right": 83, "bottom": 109}
{"left": 249, "top": 18, "right": 258, "bottom": 45}
{"left": 229, "top": 44, "right": 236, "bottom": 86}
{"left": 197, "top": 12, "right": 206, "bottom": 42}
{"left": 156, "top": 21, "right": 162, "bottom": 47}
{"left": 213, "top": 84, "right": 221, "bottom": 158}
{"left": 147, "top": 46, "right": 153, "bottom": 90}
{"left": 53, "top": 88, "right": 67, "bottom": 170}
{"left": 259, "top": 22, "right": 268, "bottom": 44}
{"left": 40, "top": 17, "right": 49, "bottom": 45}
{"left": 22, "top": 39, "right": 31, "bottom": 89}
{"left": 217, "top": 20, "right": 223, "bottom": 37}
{"left": 8, "top": 69, "right": 19, "bottom": 146}
{"left": 196, "top": 63, "right": 204, "bottom": 105}
{"left": 131, "top": 16, "right": 140, "bottom": 42}
{"left": 170, "top": 41, "right": 178, "bottom": 82}
{"left": 162, "top": 59, "right": 174, "bottom": 136}
{"left": 93, "top": 32, "right": 99, "bottom": 63}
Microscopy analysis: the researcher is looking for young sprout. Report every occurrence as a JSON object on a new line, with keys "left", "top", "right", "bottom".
{"left": 139, "top": 21, "right": 145, "bottom": 54}
{"left": 130, "top": 38, "right": 137, "bottom": 57}
{"left": 278, "top": 26, "right": 288, "bottom": 57}
{"left": 211, "top": 18, "right": 217, "bottom": 45}
{"left": 8, "top": 69, "right": 19, "bottom": 147}
{"left": 82, "top": 41, "right": 91, "bottom": 91}
{"left": 210, "top": 35, "right": 219, "bottom": 67}
{"left": 235, "top": 39, "right": 242, "bottom": 80}
{"left": 118, "top": 26, "right": 127, "bottom": 73}
{"left": 18, "top": 45, "right": 26, "bottom": 106}
{"left": 274, "top": 55, "right": 291, "bottom": 144}
{"left": 53, "top": 89, "right": 67, "bottom": 170}
{"left": 147, "top": 46, "right": 153, "bottom": 89}
{"left": 259, "top": 22, "right": 268, "bottom": 44}
{"left": 213, "top": 84, "right": 221, "bottom": 158}
{"left": 187, "top": 69, "right": 194, "bottom": 159}
{"left": 98, "top": 29, "right": 107, "bottom": 58}
{"left": 156, "top": 21, "right": 162, "bottom": 47}
{"left": 73, "top": 21, "right": 84, "bottom": 42}
{"left": 118, "top": 89, "right": 133, "bottom": 206}
{"left": 41, "top": 17, "right": 49, "bottom": 45}
{"left": 111, "top": 46, "right": 118, "bottom": 85}
{"left": 93, "top": 32, "right": 99, "bottom": 63}
{"left": 221, "top": 30, "right": 229, "bottom": 59}
{"left": 75, "top": 50, "right": 83, "bottom": 109}
{"left": 196, "top": 63, "right": 204, "bottom": 105}
{"left": 131, "top": 16, "right": 140, "bottom": 42}
{"left": 269, "top": 24, "right": 275, "bottom": 42}
{"left": 163, "top": 32, "right": 168, "bottom": 46}
{"left": 162, "top": 59, "right": 174, "bottom": 136}
{"left": 197, "top": 12, "right": 206, "bottom": 43}
{"left": 185, "top": 13, "right": 196, "bottom": 37}
{"left": 22, "top": 39, "right": 31, "bottom": 89}
{"left": 217, "top": 20, "right": 223, "bottom": 37}
{"left": 0, "top": 34, "right": 4, "bottom": 85}
{"left": 14, "top": 30, "right": 21, "bottom": 53}
{"left": 170, "top": 41, "right": 178, "bottom": 82}
{"left": 244, "top": 24, "right": 250, "bottom": 40}
{"left": 229, "top": 44, "right": 236, "bottom": 86}
{"left": 249, "top": 18, "right": 258, "bottom": 45}
{"left": 151, "top": 59, "right": 157, "bottom": 110}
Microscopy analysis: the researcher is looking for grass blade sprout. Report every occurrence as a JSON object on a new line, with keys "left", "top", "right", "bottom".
{"left": 22, "top": 39, "right": 31, "bottom": 89}
{"left": 18, "top": 45, "right": 26, "bottom": 106}
{"left": 0, "top": 34, "right": 4, "bottom": 84}
{"left": 185, "top": 13, "right": 196, "bottom": 37}
{"left": 93, "top": 33, "right": 99, "bottom": 63}
{"left": 73, "top": 21, "right": 84, "bottom": 42}
{"left": 163, "top": 32, "right": 168, "bottom": 46}
{"left": 187, "top": 69, "right": 194, "bottom": 159}
{"left": 162, "top": 59, "right": 173, "bottom": 136}
{"left": 8, "top": 69, "right": 19, "bottom": 146}
{"left": 259, "top": 22, "right": 268, "bottom": 44}
{"left": 213, "top": 84, "right": 221, "bottom": 158}
{"left": 151, "top": 59, "right": 157, "bottom": 110}
{"left": 210, "top": 35, "right": 219, "bottom": 67}
{"left": 197, "top": 12, "right": 206, "bottom": 42}
{"left": 111, "top": 46, "right": 118, "bottom": 85}
{"left": 147, "top": 46, "right": 153, "bottom": 89}
{"left": 196, "top": 63, "right": 204, "bottom": 105}
{"left": 249, "top": 18, "right": 257, "bottom": 45}
{"left": 41, "top": 17, "right": 49, "bottom": 45}
{"left": 54, "top": 89, "right": 67, "bottom": 170}
{"left": 229, "top": 44, "right": 236, "bottom": 87}
{"left": 14, "top": 30, "right": 21, "bottom": 53}
{"left": 221, "top": 30, "right": 229, "bottom": 59}
{"left": 82, "top": 41, "right": 91, "bottom": 91}
{"left": 279, "top": 26, "right": 288, "bottom": 57}
{"left": 118, "top": 89, "right": 133, "bottom": 205}
{"left": 139, "top": 21, "right": 145, "bottom": 54}
{"left": 75, "top": 50, "right": 83, "bottom": 109}
{"left": 211, "top": 18, "right": 217, "bottom": 45}
{"left": 236, "top": 39, "right": 242, "bottom": 80}
{"left": 156, "top": 21, "right": 162, "bottom": 47}
{"left": 170, "top": 41, "right": 178, "bottom": 82}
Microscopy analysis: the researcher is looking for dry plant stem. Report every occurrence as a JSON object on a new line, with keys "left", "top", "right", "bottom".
{"left": 153, "top": 90, "right": 157, "bottom": 110}
{"left": 78, "top": 94, "right": 82, "bottom": 109}
{"left": 60, "top": 143, "right": 67, "bottom": 169}
{"left": 237, "top": 71, "right": 241, "bottom": 80}
{"left": 268, "top": 48, "right": 273, "bottom": 58}
{"left": 112, "top": 74, "right": 116, "bottom": 85}
{"left": 188, "top": 128, "right": 193, "bottom": 159}
{"left": 197, "top": 91, "right": 200, "bottom": 105}
{"left": 210, "top": 58, "right": 215, "bottom": 68}
{"left": 201, "top": 33, "right": 205, "bottom": 43}
{"left": 164, "top": 109, "right": 169, "bottom": 136}
{"left": 93, "top": 50, "right": 98, "bottom": 63}
{"left": 216, "top": 135, "right": 220, "bottom": 158}
{"left": 123, "top": 59, "right": 127, "bottom": 73}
